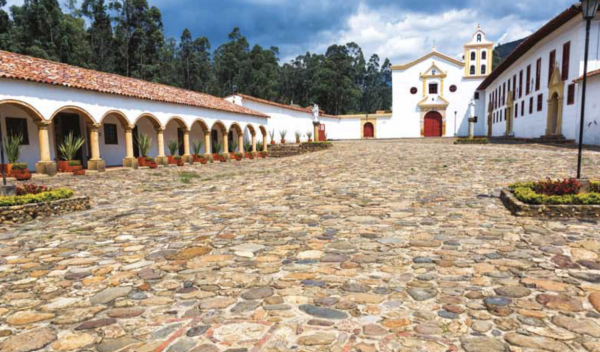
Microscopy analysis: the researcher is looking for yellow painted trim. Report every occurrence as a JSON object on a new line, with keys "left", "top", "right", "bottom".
{"left": 391, "top": 51, "right": 464, "bottom": 71}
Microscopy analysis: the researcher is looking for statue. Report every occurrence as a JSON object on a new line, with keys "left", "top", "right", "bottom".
{"left": 312, "top": 104, "right": 320, "bottom": 122}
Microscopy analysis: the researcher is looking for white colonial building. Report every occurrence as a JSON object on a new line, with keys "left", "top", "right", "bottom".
{"left": 476, "top": 3, "right": 600, "bottom": 146}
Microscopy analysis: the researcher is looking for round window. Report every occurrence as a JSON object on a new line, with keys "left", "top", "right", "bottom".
{"left": 410, "top": 87, "right": 418, "bottom": 95}
{"left": 450, "top": 85, "right": 457, "bottom": 93}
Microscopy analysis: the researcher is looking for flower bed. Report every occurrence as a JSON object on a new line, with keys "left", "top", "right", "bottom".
{"left": 454, "top": 138, "right": 489, "bottom": 145}
{"left": 501, "top": 179, "right": 600, "bottom": 218}
{"left": 0, "top": 184, "right": 89, "bottom": 224}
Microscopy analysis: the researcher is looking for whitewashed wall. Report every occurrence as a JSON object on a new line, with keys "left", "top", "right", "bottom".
{"left": 0, "top": 79, "right": 268, "bottom": 169}
{"left": 391, "top": 55, "right": 483, "bottom": 138}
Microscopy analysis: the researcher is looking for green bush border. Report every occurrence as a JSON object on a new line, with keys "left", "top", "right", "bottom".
{"left": 509, "top": 182, "right": 600, "bottom": 205}
{"left": 0, "top": 189, "right": 74, "bottom": 207}
{"left": 454, "top": 138, "right": 489, "bottom": 145}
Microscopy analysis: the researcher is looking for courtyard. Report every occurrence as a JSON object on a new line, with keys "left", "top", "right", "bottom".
{"left": 1, "top": 139, "right": 600, "bottom": 352}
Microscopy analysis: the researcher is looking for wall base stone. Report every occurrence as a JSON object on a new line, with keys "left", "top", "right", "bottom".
{"left": 35, "top": 162, "right": 57, "bottom": 176}
{"left": 0, "top": 196, "right": 91, "bottom": 224}
{"left": 88, "top": 159, "right": 106, "bottom": 172}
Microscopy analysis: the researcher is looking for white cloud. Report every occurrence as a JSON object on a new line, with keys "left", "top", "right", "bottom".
{"left": 293, "top": 2, "right": 547, "bottom": 66}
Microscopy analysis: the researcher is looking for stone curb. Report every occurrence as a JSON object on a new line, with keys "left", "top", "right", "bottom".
{"left": 0, "top": 196, "right": 91, "bottom": 224}
{"left": 500, "top": 189, "right": 600, "bottom": 218}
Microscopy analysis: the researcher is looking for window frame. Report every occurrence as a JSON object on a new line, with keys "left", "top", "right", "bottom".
{"left": 428, "top": 83, "right": 439, "bottom": 95}
{"left": 529, "top": 97, "right": 534, "bottom": 114}
{"left": 536, "top": 58, "right": 542, "bottom": 91}
{"left": 562, "top": 42, "right": 571, "bottom": 81}
{"left": 567, "top": 84, "right": 575, "bottom": 105}
{"left": 526, "top": 65, "right": 531, "bottom": 95}
{"left": 549, "top": 49, "right": 556, "bottom": 84}
{"left": 103, "top": 123, "right": 119, "bottom": 145}
{"left": 537, "top": 94, "right": 543, "bottom": 112}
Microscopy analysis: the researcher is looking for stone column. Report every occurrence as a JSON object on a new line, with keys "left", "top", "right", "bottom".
{"left": 183, "top": 129, "right": 191, "bottom": 163}
{"left": 222, "top": 131, "right": 229, "bottom": 157}
{"left": 155, "top": 128, "right": 168, "bottom": 166}
{"left": 263, "top": 134, "right": 268, "bottom": 152}
{"left": 35, "top": 121, "right": 57, "bottom": 176}
{"left": 87, "top": 124, "right": 106, "bottom": 172}
{"left": 468, "top": 118, "right": 476, "bottom": 139}
{"left": 251, "top": 134, "right": 257, "bottom": 153}
{"left": 238, "top": 133, "right": 244, "bottom": 154}
{"left": 204, "top": 131, "right": 211, "bottom": 159}
{"left": 123, "top": 126, "right": 137, "bottom": 168}
{"left": 313, "top": 121, "right": 320, "bottom": 142}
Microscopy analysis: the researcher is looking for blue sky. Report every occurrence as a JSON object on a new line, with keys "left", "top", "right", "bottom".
{"left": 5, "top": 0, "right": 577, "bottom": 64}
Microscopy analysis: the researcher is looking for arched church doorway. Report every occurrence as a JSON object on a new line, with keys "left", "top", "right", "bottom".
{"left": 363, "top": 122, "right": 374, "bottom": 138}
{"left": 424, "top": 111, "right": 443, "bottom": 137}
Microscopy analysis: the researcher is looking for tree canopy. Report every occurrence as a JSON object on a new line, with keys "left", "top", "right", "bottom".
{"left": 0, "top": 0, "right": 392, "bottom": 115}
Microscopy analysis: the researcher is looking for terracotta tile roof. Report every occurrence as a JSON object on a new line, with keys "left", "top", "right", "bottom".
{"left": 478, "top": 4, "right": 583, "bottom": 91}
{"left": 229, "top": 94, "right": 338, "bottom": 118}
{"left": 0, "top": 50, "right": 269, "bottom": 119}
{"left": 574, "top": 67, "right": 600, "bottom": 81}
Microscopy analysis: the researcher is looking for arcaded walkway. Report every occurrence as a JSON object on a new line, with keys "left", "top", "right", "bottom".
{"left": 1, "top": 139, "right": 600, "bottom": 352}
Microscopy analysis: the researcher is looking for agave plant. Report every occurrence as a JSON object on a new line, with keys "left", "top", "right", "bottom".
{"left": 307, "top": 131, "right": 313, "bottom": 140}
{"left": 136, "top": 133, "right": 153, "bottom": 157}
{"left": 269, "top": 130, "right": 275, "bottom": 140}
{"left": 295, "top": 131, "right": 302, "bottom": 141}
{"left": 243, "top": 140, "right": 252, "bottom": 152}
{"left": 229, "top": 139, "right": 238, "bottom": 153}
{"left": 256, "top": 141, "right": 263, "bottom": 152}
{"left": 279, "top": 130, "right": 288, "bottom": 140}
{"left": 213, "top": 141, "right": 223, "bottom": 155}
{"left": 58, "top": 132, "right": 85, "bottom": 161}
{"left": 167, "top": 140, "right": 181, "bottom": 156}
{"left": 4, "top": 133, "right": 23, "bottom": 164}
{"left": 192, "top": 141, "right": 203, "bottom": 156}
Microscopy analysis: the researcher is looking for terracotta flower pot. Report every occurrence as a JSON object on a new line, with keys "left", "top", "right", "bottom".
{"left": 235, "top": 156, "right": 242, "bottom": 161}
{"left": 281, "top": 139, "right": 286, "bottom": 144}
{"left": 147, "top": 161, "right": 158, "bottom": 169}
{"left": 11, "top": 168, "right": 31, "bottom": 181}
{"left": 270, "top": 141, "right": 276, "bottom": 145}
{"left": 137, "top": 157, "right": 147, "bottom": 167}
{"left": 296, "top": 139, "right": 300, "bottom": 144}
{"left": 167, "top": 156, "right": 176, "bottom": 164}
{"left": 58, "top": 161, "right": 70, "bottom": 172}
{"left": 308, "top": 139, "right": 313, "bottom": 143}
{"left": 73, "top": 169, "right": 85, "bottom": 176}
{"left": 1, "top": 164, "right": 12, "bottom": 176}
{"left": 176, "top": 159, "right": 184, "bottom": 166}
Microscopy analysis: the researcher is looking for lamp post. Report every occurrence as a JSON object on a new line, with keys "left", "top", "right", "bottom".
{"left": 454, "top": 111, "right": 458, "bottom": 136}
{"left": 577, "top": 0, "right": 599, "bottom": 179}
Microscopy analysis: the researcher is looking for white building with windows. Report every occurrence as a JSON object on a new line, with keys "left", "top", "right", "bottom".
{"left": 476, "top": 3, "right": 600, "bottom": 146}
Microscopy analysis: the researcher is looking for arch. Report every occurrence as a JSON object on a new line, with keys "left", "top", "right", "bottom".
{"left": 50, "top": 105, "right": 96, "bottom": 125}
{"left": 191, "top": 118, "right": 209, "bottom": 133}
{"left": 229, "top": 122, "right": 243, "bottom": 135}
{"left": 245, "top": 124, "right": 256, "bottom": 136}
{"left": 165, "top": 116, "right": 189, "bottom": 131}
{"left": 470, "top": 65, "right": 476, "bottom": 75}
{"left": 363, "top": 122, "right": 374, "bottom": 138}
{"left": 100, "top": 110, "right": 130, "bottom": 128}
{"left": 477, "top": 34, "right": 482, "bottom": 42}
{"left": 470, "top": 52, "right": 476, "bottom": 61}
{"left": 259, "top": 125, "right": 267, "bottom": 136}
{"left": 0, "top": 100, "right": 45, "bottom": 122}
{"left": 545, "top": 67, "right": 564, "bottom": 136}
{"left": 424, "top": 111, "right": 443, "bottom": 137}
{"left": 211, "top": 120, "right": 227, "bottom": 133}
{"left": 481, "top": 51, "right": 487, "bottom": 60}
{"left": 481, "top": 65, "right": 487, "bottom": 75}
{"left": 133, "top": 113, "right": 162, "bottom": 129}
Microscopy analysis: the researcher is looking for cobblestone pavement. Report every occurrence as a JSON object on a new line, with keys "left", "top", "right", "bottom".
{"left": 2, "top": 139, "right": 600, "bottom": 352}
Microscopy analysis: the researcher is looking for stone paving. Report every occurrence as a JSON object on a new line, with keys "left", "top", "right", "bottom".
{"left": 1, "top": 139, "right": 600, "bottom": 352}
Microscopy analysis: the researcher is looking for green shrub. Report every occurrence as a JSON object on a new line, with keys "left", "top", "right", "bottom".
{"left": 12, "top": 162, "right": 27, "bottom": 170}
{"left": 145, "top": 156, "right": 155, "bottom": 162}
{"left": 0, "top": 189, "right": 74, "bottom": 207}
{"left": 591, "top": 181, "right": 600, "bottom": 193}
{"left": 68, "top": 160, "right": 81, "bottom": 166}
{"left": 510, "top": 183, "right": 600, "bottom": 205}
{"left": 454, "top": 138, "right": 489, "bottom": 145}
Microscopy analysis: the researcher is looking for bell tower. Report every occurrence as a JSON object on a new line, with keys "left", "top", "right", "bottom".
{"left": 464, "top": 24, "right": 494, "bottom": 78}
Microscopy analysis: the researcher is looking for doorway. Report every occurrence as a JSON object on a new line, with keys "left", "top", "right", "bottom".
{"left": 424, "top": 111, "right": 443, "bottom": 137}
{"left": 54, "top": 113, "right": 87, "bottom": 166}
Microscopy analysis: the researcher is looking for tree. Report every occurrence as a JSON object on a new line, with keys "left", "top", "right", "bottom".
{"left": 179, "top": 28, "right": 212, "bottom": 92}
{"left": 82, "top": 0, "right": 114, "bottom": 72}
{"left": 213, "top": 27, "right": 249, "bottom": 96}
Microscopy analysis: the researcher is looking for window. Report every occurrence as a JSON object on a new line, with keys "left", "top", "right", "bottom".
{"left": 503, "top": 82, "right": 506, "bottom": 105}
{"left": 521, "top": 101, "right": 525, "bottom": 117}
{"left": 410, "top": 87, "right": 418, "bottom": 95}
{"left": 537, "top": 94, "right": 543, "bottom": 111}
{"left": 562, "top": 42, "right": 571, "bottom": 81}
{"left": 519, "top": 70, "right": 523, "bottom": 98}
{"left": 536, "top": 58, "right": 542, "bottom": 91}
{"left": 481, "top": 65, "right": 487, "bottom": 75}
{"left": 549, "top": 50, "right": 556, "bottom": 84}
{"left": 515, "top": 103, "right": 519, "bottom": 118}
{"left": 482, "top": 51, "right": 487, "bottom": 60}
{"left": 103, "top": 123, "right": 118, "bottom": 145}
{"left": 513, "top": 75, "right": 517, "bottom": 99}
{"left": 567, "top": 84, "right": 576, "bottom": 105}
{"left": 529, "top": 97, "right": 534, "bottom": 114}
{"left": 470, "top": 65, "right": 476, "bottom": 75}
{"left": 526, "top": 65, "right": 531, "bottom": 95}
{"left": 477, "top": 34, "right": 482, "bottom": 42}
{"left": 471, "top": 52, "right": 476, "bottom": 61}
{"left": 5, "top": 118, "right": 29, "bottom": 145}
{"left": 474, "top": 92, "right": 480, "bottom": 100}
{"left": 449, "top": 85, "right": 457, "bottom": 93}
{"left": 429, "top": 83, "right": 438, "bottom": 94}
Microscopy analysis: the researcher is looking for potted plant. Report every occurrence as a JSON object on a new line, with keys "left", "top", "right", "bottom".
{"left": 229, "top": 140, "right": 238, "bottom": 158}
{"left": 145, "top": 156, "right": 158, "bottom": 169}
{"left": 212, "top": 141, "right": 222, "bottom": 161}
{"left": 279, "top": 130, "right": 288, "bottom": 144}
{"left": 307, "top": 131, "right": 313, "bottom": 143}
{"left": 295, "top": 131, "right": 302, "bottom": 144}
{"left": 58, "top": 132, "right": 85, "bottom": 175}
{"left": 3, "top": 133, "right": 24, "bottom": 178}
{"left": 174, "top": 155, "right": 185, "bottom": 166}
{"left": 11, "top": 162, "right": 31, "bottom": 181}
{"left": 192, "top": 141, "right": 205, "bottom": 163}
{"left": 269, "top": 130, "right": 276, "bottom": 145}
{"left": 243, "top": 141, "right": 254, "bottom": 159}
{"left": 167, "top": 140, "right": 181, "bottom": 164}
{"left": 234, "top": 152, "right": 243, "bottom": 161}
{"left": 261, "top": 150, "right": 268, "bottom": 158}
{"left": 136, "top": 133, "right": 153, "bottom": 167}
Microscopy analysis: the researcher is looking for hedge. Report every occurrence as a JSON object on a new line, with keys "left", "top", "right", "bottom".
{"left": 510, "top": 182, "right": 600, "bottom": 205}
{"left": 454, "top": 138, "right": 489, "bottom": 145}
{"left": 0, "top": 189, "right": 74, "bottom": 207}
